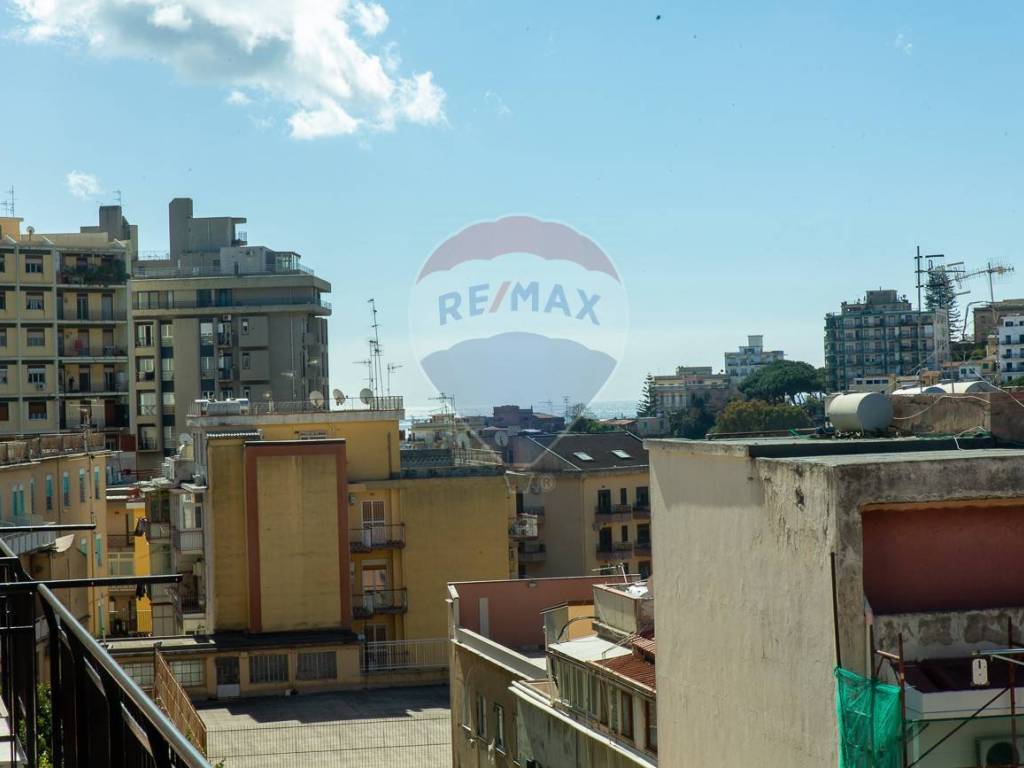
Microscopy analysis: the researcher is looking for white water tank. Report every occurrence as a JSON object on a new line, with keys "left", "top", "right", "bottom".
{"left": 891, "top": 385, "right": 944, "bottom": 396}
{"left": 939, "top": 381, "right": 997, "bottom": 394}
{"left": 827, "top": 392, "right": 893, "bottom": 433}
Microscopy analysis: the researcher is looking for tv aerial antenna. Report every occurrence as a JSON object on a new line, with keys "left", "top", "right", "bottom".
{"left": 0, "top": 186, "right": 14, "bottom": 217}
{"left": 386, "top": 363, "right": 402, "bottom": 396}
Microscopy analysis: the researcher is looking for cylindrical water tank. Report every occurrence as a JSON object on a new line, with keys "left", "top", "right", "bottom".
{"left": 827, "top": 392, "right": 893, "bottom": 433}
{"left": 891, "top": 385, "right": 943, "bottom": 396}
{"left": 938, "top": 381, "right": 997, "bottom": 394}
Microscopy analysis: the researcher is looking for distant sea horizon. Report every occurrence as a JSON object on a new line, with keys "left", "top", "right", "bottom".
{"left": 403, "top": 398, "right": 641, "bottom": 422}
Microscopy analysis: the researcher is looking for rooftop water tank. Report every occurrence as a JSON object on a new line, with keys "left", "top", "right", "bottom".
{"left": 827, "top": 392, "right": 894, "bottom": 433}
{"left": 938, "top": 381, "right": 998, "bottom": 394}
{"left": 891, "top": 385, "right": 944, "bottom": 396}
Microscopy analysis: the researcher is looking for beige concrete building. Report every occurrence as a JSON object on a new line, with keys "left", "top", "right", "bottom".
{"left": 650, "top": 366, "right": 734, "bottom": 416}
{"left": 647, "top": 434, "right": 1024, "bottom": 768}
{"left": 129, "top": 198, "right": 331, "bottom": 469}
{"left": 0, "top": 208, "right": 135, "bottom": 447}
{"left": 509, "top": 432, "right": 651, "bottom": 580}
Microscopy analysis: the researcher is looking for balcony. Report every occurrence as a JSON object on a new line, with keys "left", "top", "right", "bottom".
{"left": 108, "top": 533, "right": 140, "bottom": 551}
{"left": 216, "top": 366, "right": 236, "bottom": 381}
{"left": 361, "top": 638, "right": 448, "bottom": 674}
{"left": 597, "top": 541, "right": 634, "bottom": 561}
{"left": 509, "top": 514, "right": 539, "bottom": 539}
{"left": 349, "top": 524, "right": 405, "bottom": 553}
{"left": 635, "top": 540, "right": 652, "bottom": 556}
{"left": 632, "top": 504, "right": 651, "bottom": 520}
{"left": 58, "top": 263, "right": 127, "bottom": 286}
{"left": 216, "top": 331, "right": 233, "bottom": 346}
{"left": 58, "top": 343, "right": 128, "bottom": 359}
{"left": 0, "top": 539, "right": 209, "bottom": 767}
{"left": 352, "top": 588, "right": 408, "bottom": 619}
{"left": 148, "top": 522, "right": 170, "bottom": 541}
{"left": 595, "top": 504, "right": 634, "bottom": 524}
{"left": 523, "top": 505, "right": 545, "bottom": 517}
{"left": 518, "top": 541, "right": 547, "bottom": 562}
{"left": 172, "top": 527, "right": 204, "bottom": 554}
{"left": 178, "top": 589, "right": 205, "bottom": 616}
{"left": 57, "top": 307, "right": 127, "bottom": 322}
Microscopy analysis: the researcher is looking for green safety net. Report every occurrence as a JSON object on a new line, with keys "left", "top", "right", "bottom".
{"left": 835, "top": 666, "right": 903, "bottom": 768}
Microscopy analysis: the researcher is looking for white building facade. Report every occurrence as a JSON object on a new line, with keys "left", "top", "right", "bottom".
{"left": 724, "top": 335, "right": 785, "bottom": 382}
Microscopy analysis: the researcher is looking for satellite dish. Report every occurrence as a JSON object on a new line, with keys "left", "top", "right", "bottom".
{"left": 178, "top": 434, "right": 193, "bottom": 446}
{"left": 359, "top": 388, "right": 374, "bottom": 405}
{"left": 309, "top": 390, "right": 325, "bottom": 409}
{"left": 494, "top": 431, "right": 509, "bottom": 447}
{"left": 332, "top": 388, "right": 346, "bottom": 406}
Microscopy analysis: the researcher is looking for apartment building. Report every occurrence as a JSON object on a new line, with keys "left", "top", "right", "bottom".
{"left": 509, "top": 432, "right": 651, "bottom": 580}
{"left": 129, "top": 198, "right": 331, "bottom": 468}
{"left": 0, "top": 208, "right": 135, "bottom": 447}
{"left": 106, "top": 398, "right": 514, "bottom": 699}
{"left": 448, "top": 575, "right": 655, "bottom": 768}
{"left": 997, "top": 314, "right": 1024, "bottom": 378}
{"left": 0, "top": 432, "right": 113, "bottom": 637}
{"left": 724, "top": 334, "right": 785, "bottom": 382}
{"left": 824, "top": 289, "right": 951, "bottom": 392}
{"left": 649, "top": 366, "right": 734, "bottom": 415}
{"left": 105, "top": 483, "right": 153, "bottom": 636}
{"left": 646, "top": 433, "right": 1024, "bottom": 767}
{"left": 973, "top": 299, "right": 1024, "bottom": 344}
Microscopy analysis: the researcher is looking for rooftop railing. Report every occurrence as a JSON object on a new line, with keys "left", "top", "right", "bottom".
{"left": 0, "top": 537, "right": 208, "bottom": 767}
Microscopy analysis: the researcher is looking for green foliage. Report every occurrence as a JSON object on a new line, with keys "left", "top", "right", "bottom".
{"left": 668, "top": 396, "right": 716, "bottom": 439}
{"left": 1004, "top": 375, "right": 1024, "bottom": 387}
{"left": 637, "top": 373, "right": 657, "bottom": 417}
{"left": 568, "top": 416, "right": 615, "bottom": 433}
{"left": 19, "top": 683, "right": 53, "bottom": 767}
{"left": 711, "top": 399, "right": 811, "bottom": 434}
{"left": 738, "top": 360, "right": 823, "bottom": 404}
{"left": 925, "top": 266, "right": 963, "bottom": 339}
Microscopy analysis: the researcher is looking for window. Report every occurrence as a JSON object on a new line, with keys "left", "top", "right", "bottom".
{"left": 200, "top": 356, "right": 214, "bottom": 373}
{"left": 170, "top": 660, "right": 204, "bottom": 688}
{"left": 619, "top": 487, "right": 628, "bottom": 505}
{"left": 27, "top": 366, "right": 46, "bottom": 385}
{"left": 135, "top": 323, "right": 153, "bottom": 347}
{"left": 25, "top": 255, "right": 43, "bottom": 274}
{"left": 122, "top": 662, "right": 154, "bottom": 687}
{"left": 241, "top": 318, "right": 250, "bottom": 334}
{"left": 242, "top": 352, "right": 251, "bottom": 369}
{"left": 215, "top": 657, "right": 240, "bottom": 686}
{"left": 620, "top": 690, "right": 634, "bottom": 740}
{"left": 296, "top": 651, "right": 337, "bottom": 681}
{"left": 25, "top": 293, "right": 43, "bottom": 311}
{"left": 26, "top": 328, "right": 44, "bottom": 347}
{"left": 79, "top": 468, "right": 86, "bottom": 502}
{"left": 29, "top": 478, "right": 34, "bottom": 513}
{"left": 0, "top": 329, "right": 6, "bottom": 348}
{"left": 28, "top": 401, "right": 46, "bottom": 421}
{"left": 493, "top": 703, "right": 505, "bottom": 751}
{"left": 573, "top": 451, "right": 594, "bottom": 462}
{"left": 162, "top": 390, "right": 175, "bottom": 407}
{"left": 93, "top": 467, "right": 101, "bottom": 500}
{"left": 45, "top": 475, "right": 53, "bottom": 511}
{"left": 636, "top": 486, "right": 650, "bottom": 508}
{"left": 0, "top": 403, "right": 7, "bottom": 421}
{"left": 160, "top": 323, "right": 173, "bottom": 345}
{"left": 62, "top": 472, "right": 70, "bottom": 506}
{"left": 161, "top": 357, "right": 174, "bottom": 378}
{"left": 461, "top": 682, "right": 471, "bottom": 728}
{"left": 645, "top": 700, "right": 657, "bottom": 753}
{"left": 0, "top": 365, "right": 6, "bottom": 385}
{"left": 199, "top": 320, "right": 214, "bottom": 345}
{"left": 621, "top": 524, "right": 629, "bottom": 542}
{"left": 475, "top": 694, "right": 486, "bottom": 738}
{"left": 611, "top": 449, "right": 632, "bottom": 459}
{"left": 249, "top": 654, "right": 288, "bottom": 684}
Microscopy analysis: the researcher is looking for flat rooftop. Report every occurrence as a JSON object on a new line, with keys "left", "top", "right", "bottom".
{"left": 644, "top": 435, "right": 997, "bottom": 460}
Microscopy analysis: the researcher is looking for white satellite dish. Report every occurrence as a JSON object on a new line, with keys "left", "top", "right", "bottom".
{"left": 494, "top": 431, "right": 509, "bottom": 447}
{"left": 309, "top": 390, "right": 325, "bottom": 409}
{"left": 332, "top": 388, "right": 346, "bottom": 406}
{"left": 359, "top": 388, "right": 374, "bottom": 405}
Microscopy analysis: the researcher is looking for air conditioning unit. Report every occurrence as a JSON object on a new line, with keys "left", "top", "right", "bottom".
{"left": 978, "top": 737, "right": 1024, "bottom": 767}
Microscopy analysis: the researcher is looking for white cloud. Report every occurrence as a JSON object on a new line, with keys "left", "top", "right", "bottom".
{"left": 12, "top": 0, "right": 446, "bottom": 140}
{"left": 65, "top": 171, "right": 101, "bottom": 199}
{"left": 893, "top": 33, "right": 913, "bottom": 56}
{"left": 485, "top": 89, "right": 511, "bottom": 117}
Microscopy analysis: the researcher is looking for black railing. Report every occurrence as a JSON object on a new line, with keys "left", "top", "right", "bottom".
{"left": 348, "top": 525, "right": 405, "bottom": 553}
{"left": 352, "top": 589, "right": 407, "bottom": 619}
{"left": 0, "top": 538, "right": 209, "bottom": 767}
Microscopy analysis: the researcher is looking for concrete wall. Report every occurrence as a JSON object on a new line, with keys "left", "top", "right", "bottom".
{"left": 451, "top": 643, "right": 522, "bottom": 768}
{"left": 209, "top": 439, "right": 249, "bottom": 630}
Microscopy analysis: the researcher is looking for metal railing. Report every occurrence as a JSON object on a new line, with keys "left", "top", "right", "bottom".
{"left": 633, "top": 505, "right": 651, "bottom": 520}
{"left": 595, "top": 504, "right": 634, "bottom": 522}
{"left": 360, "top": 638, "right": 448, "bottom": 673}
{"left": 132, "top": 295, "right": 330, "bottom": 312}
{"left": 518, "top": 542, "right": 546, "bottom": 562}
{"left": 0, "top": 538, "right": 209, "bottom": 767}
{"left": 0, "top": 433, "right": 106, "bottom": 466}
{"left": 349, "top": 524, "right": 405, "bottom": 552}
{"left": 596, "top": 541, "right": 634, "bottom": 559}
{"left": 153, "top": 649, "right": 207, "bottom": 756}
{"left": 352, "top": 589, "right": 407, "bottom": 619}
{"left": 57, "top": 344, "right": 128, "bottom": 358}
{"left": 171, "top": 528, "right": 203, "bottom": 553}
{"left": 187, "top": 395, "right": 404, "bottom": 417}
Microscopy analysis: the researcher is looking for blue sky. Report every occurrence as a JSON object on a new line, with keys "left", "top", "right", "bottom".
{"left": 3, "top": 1, "right": 1024, "bottom": 408}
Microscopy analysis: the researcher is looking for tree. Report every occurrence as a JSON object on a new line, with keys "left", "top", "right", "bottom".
{"left": 926, "top": 266, "right": 963, "bottom": 340}
{"left": 669, "top": 396, "right": 716, "bottom": 439}
{"left": 711, "top": 399, "right": 811, "bottom": 435}
{"left": 637, "top": 373, "right": 657, "bottom": 417}
{"left": 738, "top": 360, "right": 823, "bottom": 404}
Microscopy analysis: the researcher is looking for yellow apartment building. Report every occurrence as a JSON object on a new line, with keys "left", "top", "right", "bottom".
{"left": 508, "top": 432, "right": 652, "bottom": 580}
{"left": 106, "top": 398, "right": 515, "bottom": 699}
{"left": 105, "top": 486, "right": 153, "bottom": 636}
{"left": 0, "top": 432, "right": 112, "bottom": 635}
{"left": 0, "top": 209, "right": 134, "bottom": 448}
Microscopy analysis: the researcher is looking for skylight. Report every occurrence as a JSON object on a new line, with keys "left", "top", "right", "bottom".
{"left": 573, "top": 451, "right": 595, "bottom": 462}
{"left": 611, "top": 449, "right": 632, "bottom": 459}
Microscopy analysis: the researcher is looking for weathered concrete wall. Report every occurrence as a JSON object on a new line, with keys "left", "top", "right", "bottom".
{"left": 875, "top": 607, "right": 1024, "bottom": 661}
{"left": 515, "top": 696, "right": 641, "bottom": 768}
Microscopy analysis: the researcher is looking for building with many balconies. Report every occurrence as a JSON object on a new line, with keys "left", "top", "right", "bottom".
{"left": 724, "top": 334, "right": 785, "bottom": 382}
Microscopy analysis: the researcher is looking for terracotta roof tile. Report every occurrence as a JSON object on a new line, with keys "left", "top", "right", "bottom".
{"left": 593, "top": 651, "right": 656, "bottom": 693}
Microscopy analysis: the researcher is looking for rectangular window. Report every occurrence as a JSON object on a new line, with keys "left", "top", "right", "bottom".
{"left": 45, "top": 475, "right": 53, "bottom": 511}
{"left": 215, "top": 657, "right": 240, "bottom": 685}
{"left": 169, "top": 660, "right": 204, "bottom": 688}
{"left": 475, "top": 694, "right": 486, "bottom": 738}
{"left": 493, "top": 703, "right": 505, "bottom": 751}
{"left": 620, "top": 690, "right": 634, "bottom": 740}
{"left": 162, "top": 390, "right": 175, "bottom": 407}
{"left": 25, "top": 293, "right": 43, "bottom": 311}
{"left": 122, "top": 662, "right": 154, "bottom": 688}
{"left": 27, "top": 366, "right": 46, "bottom": 384}
{"left": 645, "top": 700, "right": 657, "bottom": 753}
{"left": 242, "top": 352, "right": 251, "bottom": 369}
{"left": 249, "top": 654, "right": 288, "bottom": 684}
{"left": 25, "top": 255, "right": 43, "bottom": 274}
{"left": 296, "top": 651, "right": 337, "bottom": 681}
{"left": 0, "top": 403, "right": 8, "bottom": 421}
{"left": 0, "top": 365, "right": 6, "bottom": 385}
{"left": 94, "top": 467, "right": 101, "bottom": 500}
{"left": 62, "top": 472, "right": 70, "bottom": 505}
{"left": 26, "top": 328, "right": 45, "bottom": 347}
{"left": 135, "top": 323, "right": 153, "bottom": 347}
{"left": 241, "top": 318, "right": 250, "bottom": 334}
{"left": 461, "top": 682, "right": 471, "bottom": 728}
{"left": 0, "top": 329, "right": 6, "bottom": 347}
{"left": 28, "top": 401, "right": 47, "bottom": 421}
{"left": 160, "top": 324, "right": 173, "bottom": 345}
{"left": 79, "top": 468, "right": 86, "bottom": 502}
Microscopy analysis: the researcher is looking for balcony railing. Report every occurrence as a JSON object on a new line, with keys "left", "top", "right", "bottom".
{"left": 132, "top": 295, "right": 331, "bottom": 312}
{"left": 352, "top": 588, "right": 408, "bottom": 619}
{"left": 635, "top": 540, "right": 652, "bottom": 556}
{"left": 58, "top": 344, "right": 128, "bottom": 358}
{"left": 349, "top": 524, "right": 405, "bottom": 553}
{"left": 518, "top": 542, "right": 547, "bottom": 562}
{"left": 361, "top": 638, "right": 448, "bottom": 674}
{"left": 178, "top": 590, "right": 205, "bottom": 616}
{"left": 523, "top": 505, "right": 545, "bottom": 517}
{"left": 0, "top": 539, "right": 209, "bottom": 767}
{"left": 107, "top": 533, "right": 140, "bottom": 550}
{"left": 172, "top": 527, "right": 204, "bottom": 553}
{"left": 596, "top": 541, "right": 634, "bottom": 561}
{"left": 633, "top": 505, "right": 651, "bottom": 520}
{"left": 57, "top": 307, "right": 127, "bottom": 322}
{"left": 595, "top": 504, "right": 634, "bottom": 523}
